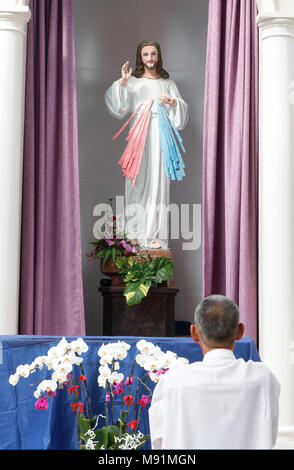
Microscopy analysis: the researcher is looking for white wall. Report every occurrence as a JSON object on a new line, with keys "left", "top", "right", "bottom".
{"left": 74, "top": 0, "right": 208, "bottom": 335}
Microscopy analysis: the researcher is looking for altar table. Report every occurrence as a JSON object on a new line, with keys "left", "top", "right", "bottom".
{"left": 0, "top": 335, "right": 260, "bottom": 450}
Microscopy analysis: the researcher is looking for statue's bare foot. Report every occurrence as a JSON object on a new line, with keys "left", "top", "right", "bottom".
{"left": 149, "top": 240, "right": 161, "bottom": 249}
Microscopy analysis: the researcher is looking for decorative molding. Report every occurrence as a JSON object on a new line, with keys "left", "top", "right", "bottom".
{"left": 257, "top": 0, "right": 294, "bottom": 13}
{"left": 0, "top": 7, "right": 31, "bottom": 35}
{"left": 0, "top": 0, "right": 29, "bottom": 6}
{"left": 257, "top": 15, "right": 294, "bottom": 39}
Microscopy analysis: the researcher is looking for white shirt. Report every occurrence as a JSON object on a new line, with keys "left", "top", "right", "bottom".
{"left": 148, "top": 349, "right": 280, "bottom": 449}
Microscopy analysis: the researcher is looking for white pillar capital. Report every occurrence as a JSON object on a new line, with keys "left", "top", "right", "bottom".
{"left": 0, "top": 4, "right": 31, "bottom": 35}
{"left": 257, "top": 13, "right": 294, "bottom": 40}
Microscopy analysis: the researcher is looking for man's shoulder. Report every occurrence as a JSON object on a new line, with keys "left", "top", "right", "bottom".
{"left": 227, "top": 357, "right": 280, "bottom": 390}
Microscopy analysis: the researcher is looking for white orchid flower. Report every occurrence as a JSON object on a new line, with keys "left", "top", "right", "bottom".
{"left": 9, "top": 373, "right": 20, "bottom": 386}
{"left": 62, "top": 351, "right": 83, "bottom": 366}
{"left": 97, "top": 343, "right": 108, "bottom": 358}
{"left": 56, "top": 337, "right": 70, "bottom": 352}
{"left": 99, "top": 355, "right": 113, "bottom": 366}
{"left": 135, "top": 353, "right": 146, "bottom": 367}
{"left": 51, "top": 371, "right": 68, "bottom": 384}
{"left": 117, "top": 341, "right": 131, "bottom": 351}
{"left": 15, "top": 364, "right": 30, "bottom": 378}
{"left": 108, "top": 371, "right": 124, "bottom": 385}
{"left": 36, "top": 379, "right": 57, "bottom": 394}
{"left": 113, "top": 361, "right": 120, "bottom": 371}
{"left": 68, "top": 338, "right": 88, "bottom": 355}
{"left": 30, "top": 356, "right": 47, "bottom": 371}
{"left": 98, "top": 365, "right": 112, "bottom": 387}
{"left": 113, "top": 349, "right": 127, "bottom": 361}
{"left": 149, "top": 372, "right": 160, "bottom": 383}
{"left": 47, "top": 345, "right": 64, "bottom": 359}
{"left": 53, "top": 362, "right": 72, "bottom": 376}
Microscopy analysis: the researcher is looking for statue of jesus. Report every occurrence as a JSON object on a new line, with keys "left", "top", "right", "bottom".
{"left": 105, "top": 40, "right": 189, "bottom": 249}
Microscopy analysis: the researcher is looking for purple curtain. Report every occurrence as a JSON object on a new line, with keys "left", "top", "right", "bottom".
{"left": 19, "top": 0, "right": 85, "bottom": 335}
{"left": 203, "top": 0, "right": 259, "bottom": 342}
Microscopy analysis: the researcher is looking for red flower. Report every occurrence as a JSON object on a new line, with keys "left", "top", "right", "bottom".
{"left": 128, "top": 420, "right": 139, "bottom": 430}
{"left": 72, "top": 402, "right": 84, "bottom": 413}
{"left": 123, "top": 395, "right": 134, "bottom": 406}
{"left": 79, "top": 375, "right": 87, "bottom": 381}
{"left": 68, "top": 385, "right": 79, "bottom": 396}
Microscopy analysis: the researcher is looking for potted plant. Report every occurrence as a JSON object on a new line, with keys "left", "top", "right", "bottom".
{"left": 115, "top": 254, "right": 174, "bottom": 306}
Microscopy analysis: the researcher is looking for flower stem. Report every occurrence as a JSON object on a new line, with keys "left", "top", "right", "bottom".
{"left": 79, "top": 364, "right": 93, "bottom": 417}
{"left": 126, "top": 360, "right": 136, "bottom": 426}
{"left": 135, "top": 374, "right": 149, "bottom": 434}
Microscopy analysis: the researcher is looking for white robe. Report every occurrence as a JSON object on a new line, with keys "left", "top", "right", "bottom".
{"left": 148, "top": 349, "right": 281, "bottom": 449}
{"left": 105, "top": 76, "right": 189, "bottom": 248}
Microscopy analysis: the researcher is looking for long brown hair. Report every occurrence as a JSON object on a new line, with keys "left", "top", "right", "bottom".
{"left": 131, "top": 40, "right": 169, "bottom": 79}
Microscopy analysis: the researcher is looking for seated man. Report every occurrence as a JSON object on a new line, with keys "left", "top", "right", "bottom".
{"left": 148, "top": 295, "right": 280, "bottom": 449}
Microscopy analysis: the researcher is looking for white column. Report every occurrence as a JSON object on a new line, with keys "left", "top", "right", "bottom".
{"left": 0, "top": 1, "right": 31, "bottom": 334}
{"left": 257, "top": 0, "right": 294, "bottom": 449}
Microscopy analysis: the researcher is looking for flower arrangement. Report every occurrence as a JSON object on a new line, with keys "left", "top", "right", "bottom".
{"left": 86, "top": 199, "right": 137, "bottom": 268}
{"left": 86, "top": 199, "right": 174, "bottom": 306}
{"left": 9, "top": 337, "right": 189, "bottom": 450}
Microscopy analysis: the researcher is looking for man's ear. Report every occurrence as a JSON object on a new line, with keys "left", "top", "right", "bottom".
{"left": 235, "top": 323, "right": 245, "bottom": 341}
{"left": 190, "top": 323, "right": 200, "bottom": 343}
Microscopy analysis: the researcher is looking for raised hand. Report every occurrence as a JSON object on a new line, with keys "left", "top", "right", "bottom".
{"left": 120, "top": 61, "right": 133, "bottom": 86}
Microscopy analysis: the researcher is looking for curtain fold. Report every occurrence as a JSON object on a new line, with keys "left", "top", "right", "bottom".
{"left": 203, "top": 0, "right": 259, "bottom": 342}
{"left": 19, "top": 0, "right": 85, "bottom": 335}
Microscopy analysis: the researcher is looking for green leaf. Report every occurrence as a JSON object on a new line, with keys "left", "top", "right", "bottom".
{"left": 79, "top": 414, "right": 93, "bottom": 440}
{"left": 101, "top": 248, "right": 112, "bottom": 267}
{"left": 115, "top": 256, "right": 130, "bottom": 276}
{"left": 124, "top": 280, "right": 152, "bottom": 305}
{"left": 111, "top": 246, "right": 116, "bottom": 263}
{"left": 97, "top": 424, "right": 121, "bottom": 449}
{"left": 153, "top": 258, "right": 174, "bottom": 283}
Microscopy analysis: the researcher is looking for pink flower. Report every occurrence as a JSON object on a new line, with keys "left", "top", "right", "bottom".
{"left": 47, "top": 390, "right": 56, "bottom": 397}
{"left": 124, "top": 376, "right": 134, "bottom": 386}
{"left": 106, "top": 239, "right": 115, "bottom": 246}
{"left": 113, "top": 380, "right": 124, "bottom": 395}
{"left": 138, "top": 395, "right": 151, "bottom": 407}
{"left": 105, "top": 394, "right": 111, "bottom": 402}
{"left": 35, "top": 397, "right": 49, "bottom": 410}
{"left": 155, "top": 368, "right": 169, "bottom": 376}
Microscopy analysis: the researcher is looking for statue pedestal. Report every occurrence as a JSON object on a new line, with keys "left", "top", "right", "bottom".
{"left": 99, "top": 286, "right": 179, "bottom": 337}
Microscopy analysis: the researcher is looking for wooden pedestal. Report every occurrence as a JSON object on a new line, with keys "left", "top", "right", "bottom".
{"left": 99, "top": 286, "right": 179, "bottom": 337}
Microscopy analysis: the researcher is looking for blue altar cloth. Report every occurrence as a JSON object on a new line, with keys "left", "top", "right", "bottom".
{"left": 0, "top": 335, "right": 260, "bottom": 450}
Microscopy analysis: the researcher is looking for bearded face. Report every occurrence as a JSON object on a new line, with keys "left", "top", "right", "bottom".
{"left": 141, "top": 45, "right": 159, "bottom": 72}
